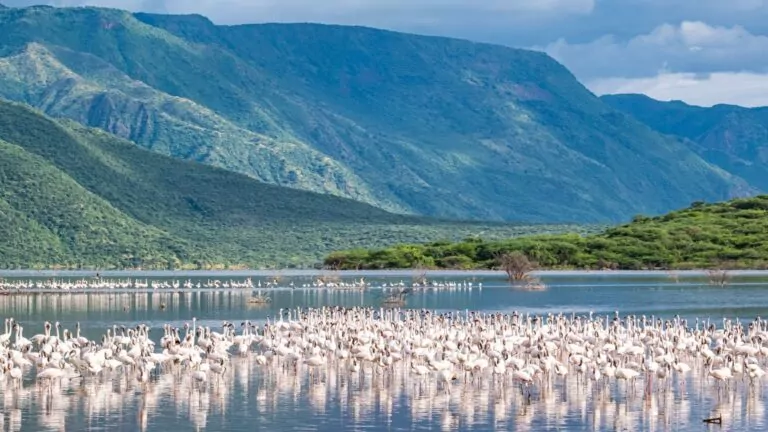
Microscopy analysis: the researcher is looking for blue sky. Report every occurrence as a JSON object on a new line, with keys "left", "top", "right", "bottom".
{"left": 6, "top": 0, "right": 768, "bottom": 106}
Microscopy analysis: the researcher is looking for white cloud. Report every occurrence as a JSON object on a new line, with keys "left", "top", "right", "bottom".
{"left": 542, "top": 21, "right": 768, "bottom": 79}
{"left": 589, "top": 72, "right": 768, "bottom": 107}
{"left": 540, "top": 20, "right": 768, "bottom": 106}
{"left": 632, "top": 0, "right": 767, "bottom": 12}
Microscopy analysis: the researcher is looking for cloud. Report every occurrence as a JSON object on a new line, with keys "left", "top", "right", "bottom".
{"left": 3, "top": 0, "right": 768, "bottom": 106}
{"left": 542, "top": 21, "right": 768, "bottom": 80}
{"left": 4, "top": 0, "right": 766, "bottom": 46}
{"left": 589, "top": 72, "right": 768, "bottom": 107}
{"left": 538, "top": 20, "right": 768, "bottom": 105}
{"left": 630, "top": 0, "right": 766, "bottom": 12}
{"left": 541, "top": 20, "right": 768, "bottom": 106}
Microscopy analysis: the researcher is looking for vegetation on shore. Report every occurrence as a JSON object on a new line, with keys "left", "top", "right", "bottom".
{"left": 0, "top": 99, "right": 595, "bottom": 270}
{"left": 324, "top": 196, "right": 768, "bottom": 271}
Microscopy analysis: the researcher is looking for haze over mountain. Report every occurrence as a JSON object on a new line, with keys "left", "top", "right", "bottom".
{"left": 0, "top": 5, "right": 755, "bottom": 224}
{"left": 602, "top": 93, "right": 768, "bottom": 192}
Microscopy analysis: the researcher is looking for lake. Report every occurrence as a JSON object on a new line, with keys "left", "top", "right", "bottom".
{"left": 1, "top": 271, "right": 767, "bottom": 431}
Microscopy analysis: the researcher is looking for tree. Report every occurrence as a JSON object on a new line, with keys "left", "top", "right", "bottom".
{"left": 497, "top": 251, "right": 537, "bottom": 281}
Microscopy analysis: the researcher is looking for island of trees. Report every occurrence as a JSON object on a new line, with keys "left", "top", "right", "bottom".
{"left": 324, "top": 196, "right": 768, "bottom": 271}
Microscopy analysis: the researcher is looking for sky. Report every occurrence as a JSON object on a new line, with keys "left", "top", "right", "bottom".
{"left": 5, "top": 0, "right": 768, "bottom": 107}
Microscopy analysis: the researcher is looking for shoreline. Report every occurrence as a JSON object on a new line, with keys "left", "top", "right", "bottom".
{"left": 1, "top": 268, "right": 768, "bottom": 278}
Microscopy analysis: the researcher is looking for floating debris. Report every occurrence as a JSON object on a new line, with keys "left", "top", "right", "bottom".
{"left": 524, "top": 277, "right": 547, "bottom": 291}
{"left": 381, "top": 287, "right": 411, "bottom": 307}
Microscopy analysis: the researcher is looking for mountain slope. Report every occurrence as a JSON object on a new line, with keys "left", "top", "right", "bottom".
{"left": 0, "top": 6, "right": 755, "bottom": 222}
{"left": 0, "top": 137, "right": 191, "bottom": 268}
{"left": 601, "top": 94, "right": 768, "bottom": 191}
{"left": 0, "top": 40, "right": 383, "bottom": 211}
{"left": 0, "top": 99, "right": 579, "bottom": 269}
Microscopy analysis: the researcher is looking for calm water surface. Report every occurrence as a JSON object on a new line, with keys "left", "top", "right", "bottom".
{"left": 1, "top": 271, "right": 768, "bottom": 431}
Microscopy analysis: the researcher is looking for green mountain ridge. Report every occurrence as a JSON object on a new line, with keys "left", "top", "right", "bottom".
{"left": 0, "top": 41, "right": 384, "bottom": 211}
{"left": 601, "top": 94, "right": 768, "bottom": 192}
{"left": 0, "top": 99, "right": 584, "bottom": 269}
{"left": 0, "top": 6, "right": 754, "bottom": 223}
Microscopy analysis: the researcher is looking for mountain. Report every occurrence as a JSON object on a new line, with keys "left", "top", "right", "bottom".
{"left": 0, "top": 99, "right": 582, "bottom": 269}
{"left": 601, "top": 94, "right": 768, "bottom": 191}
{"left": 0, "top": 6, "right": 754, "bottom": 223}
{"left": 327, "top": 195, "right": 768, "bottom": 270}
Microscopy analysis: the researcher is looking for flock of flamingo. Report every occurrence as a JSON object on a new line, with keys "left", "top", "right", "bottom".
{"left": 1, "top": 270, "right": 767, "bottom": 431}
{"left": 1, "top": 307, "right": 766, "bottom": 402}
{"left": 0, "top": 277, "right": 482, "bottom": 292}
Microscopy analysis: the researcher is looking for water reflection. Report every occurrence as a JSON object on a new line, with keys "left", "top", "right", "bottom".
{"left": 1, "top": 351, "right": 767, "bottom": 431}
{"left": 3, "top": 279, "right": 768, "bottom": 331}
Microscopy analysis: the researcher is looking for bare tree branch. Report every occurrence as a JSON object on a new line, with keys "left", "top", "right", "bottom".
{"left": 706, "top": 268, "right": 730, "bottom": 286}
{"left": 412, "top": 266, "right": 428, "bottom": 286}
{"left": 496, "top": 251, "right": 537, "bottom": 281}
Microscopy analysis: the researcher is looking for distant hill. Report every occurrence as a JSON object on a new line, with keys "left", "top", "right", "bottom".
{"left": 0, "top": 99, "right": 585, "bottom": 269}
{"left": 326, "top": 195, "right": 768, "bottom": 270}
{"left": 0, "top": 6, "right": 753, "bottom": 223}
{"left": 601, "top": 94, "right": 768, "bottom": 191}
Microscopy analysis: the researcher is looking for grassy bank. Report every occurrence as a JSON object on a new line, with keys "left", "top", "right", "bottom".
{"left": 324, "top": 196, "right": 768, "bottom": 271}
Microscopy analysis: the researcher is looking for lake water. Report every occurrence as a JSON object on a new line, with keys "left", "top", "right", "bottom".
{"left": 1, "top": 271, "right": 768, "bottom": 431}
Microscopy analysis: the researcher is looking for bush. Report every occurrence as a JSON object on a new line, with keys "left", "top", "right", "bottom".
{"left": 325, "top": 195, "right": 768, "bottom": 270}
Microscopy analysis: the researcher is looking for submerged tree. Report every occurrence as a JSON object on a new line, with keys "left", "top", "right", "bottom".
{"left": 497, "top": 251, "right": 537, "bottom": 281}
{"left": 412, "top": 266, "right": 429, "bottom": 286}
{"left": 667, "top": 270, "right": 680, "bottom": 283}
{"left": 317, "top": 266, "right": 342, "bottom": 285}
{"left": 706, "top": 259, "right": 733, "bottom": 286}
{"left": 706, "top": 268, "right": 731, "bottom": 286}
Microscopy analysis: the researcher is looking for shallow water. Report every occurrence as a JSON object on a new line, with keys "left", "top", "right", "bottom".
{"left": 1, "top": 272, "right": 768, "bottom": 431}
